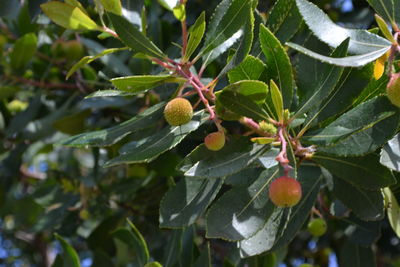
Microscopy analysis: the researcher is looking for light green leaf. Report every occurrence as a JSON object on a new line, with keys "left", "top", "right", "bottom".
{"left": 10, "top": 33, "right": 37, "bottom": 70}
{"left": 104, "top": 111, "right": 207, "bottom": 166}
{"left": 295, "top": 0, "right": 391, "bottom": 54}
{"left": 65, "top": 0, "right": 88, "bottom": 15}
{"left": 260, "top": 25, "right": 294, "bottom": 108}
{"left": 158, "top": 0, "right": 179, "bottom": 10}
{"left": 269, "top": 80, "right": 284, "bottom": 122}
{"left": 375, "top": 14, "right": 396, "bottom": 43}
{"left": 111, "top": 75, "right": 185, "bottom": 93}
{"left": 383, "top": 188, "right": 400, "bottom": 238}
{"left": 172, "top": 4, "right": 185, "bottom": 21}
{"left": 313, "top": 153, "right": 396, "bottom": 190}
{"left": 67, "top": 47, "right": 128, "bottom": 79}
{"left": 184, "top": 12, "right": 206, "bottom": 61}
{"left": 41, "top": 1, "right": 100, "bottom": 31}
{"left": 54, "top": 234, "right": 81, "bottom": 267}
{"left": 99, "top": 0, "right": 122, "bottom": 15}
{"left": 108, "top": 13, "right": 166, "bottom": 59}
{"left": 145, "top": 263, "right": 163, "bottom": 267}
{"left": 227, "top": 55, "right": 266, "bottom": 84}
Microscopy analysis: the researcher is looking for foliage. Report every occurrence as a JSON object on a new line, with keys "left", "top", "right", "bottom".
{"left": 1, "top": 0, "right": 400, "bottom": 266}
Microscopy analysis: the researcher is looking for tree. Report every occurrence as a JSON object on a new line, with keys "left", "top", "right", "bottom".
{"left": 0, "top": 0, "right": 400, "bottom": 266}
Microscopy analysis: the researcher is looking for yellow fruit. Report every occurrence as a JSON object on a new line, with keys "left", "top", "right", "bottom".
{"left": 387, "top": 74, "right": 400, "bottom": 107}
{"left": 164, "top": 98, "right": 193, "bottom": 126}
{"left": 204, "top": 131, "right": 225, "bottom": 151}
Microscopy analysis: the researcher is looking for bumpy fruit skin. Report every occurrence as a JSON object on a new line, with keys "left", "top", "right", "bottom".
{"left": 268, "top": 176, "right": 302, "bottom": 207}
{"left": 204, "top": 131, "right": 225, "bottom": 151}
{"left": 387, "top": 73, "right": 400, "bottom": 107}
{"left": 307, "top": 218, "right": 327, "bottom": 237}
{"left": 259, "top": 121, "right": 277, "bottom": 135}
{"left": 164, "top": 98, "right": 193, "bottom": 126}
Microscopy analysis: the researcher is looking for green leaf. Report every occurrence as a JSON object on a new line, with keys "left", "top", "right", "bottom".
{"left": 65, "top": 0, "right": 89, "bottom": 15}
{"left": 200, "top": 0, "right": 252, "bottom": 56}
{"left": 206, "top": 167, "right": 278, "bottom": 241}
{"left": 366, "top": 0, "right": 400, "bottom": 30}
{"left": 145, "top": 263, "right": 163, "bottom": 267}
{"left": 160, "top": 178, "right": 223, "bottom": 228}
{"left": 184, "top": 12, "right": 206, "bottom": 61}
{"left": 183, "top": 137, "right": 269, "bottom": 179}
{"left": 307, "top": 96, "right": 400, "bottom": 156}
{"left": 345, "top": 217, "right": 381, "bottom": 246}
{"left": 269, "top": 80, "right": 284, "bottom": 122}
{"left": 383, "top": 188, "right": 400, "bottom": 238}
{"left": 99, "top": 0, "right": 122, "bottom": 15}
{"left": 287, "top": 42, "right": 390, "bottom": 67}
{"left": 58, "top": 102, "right": 165, "bottom": 147}
{"left": 295, "top": 39, "right": 347, "bottom": 118}
{"left": 158, "top": 0, "right": 179, "bottom": 10}
{"left": 10, "top": 33, "right": 37, "bottom": 70}
{"left": 41, "top": 1, "right": 100, "bottom": 31}
{"left": 222, "top": 80, "right": 269, "bottom": 103}
{"left": 193, "top": 243, "right": 212, "bottom": 267}
{"left": 295, "top": 0, "right": 391, "bottom": 54}
{"left": 172, "top": 4, "right": 185, "bottom": 21}
{"left": 266, "top": 0, "right": 302, "bottom": 43}
{"left": 228, "top": 55, "right": 266, "bottom": 84}
{"left": 333, "top": 177, "right": 384, "bottom": 221}
{"left": 380, "top": 134, "right": 400, "bottom": 172}
{"left": 104, "top": 111, "right": 207, "bottom": 166}
{"left": 375, "top": 14, "right": 396, "bottom": 43}
{"left": 67, "top": 47, "right": 128, "bottom": 79}
{"left": 54, "top": 234, "right": 81, "bottom": 267}
{"left": 239, "top": 165, "right": 322, "bottom": 256}
{"left": 313, "top": 153, "right": 396, "bottom": 190}
{"left": 84, "top": 90, "right": 137, "bottom": 98}
{"left": 111, "top": 75, "right": 185, "bottom": 93}
{"left": 218, "top": 90, "right": 269, "bottom": 121}
{"left": 108, "top": 13, "right": 166, "bottom": 59}
{"left": 0, "top": 86, "right": 20, "bottom": 99}
{"left": 339, "top": 241, "right": 376, "bottom": 267}
{"left": 112, "top": 221, "right": 150, "bottom": 267}
{"left": 353, "top": 74, "right": 389, "bottom": 106}
{"left": 260, "top": 25, "right": 294, "bottom": 108}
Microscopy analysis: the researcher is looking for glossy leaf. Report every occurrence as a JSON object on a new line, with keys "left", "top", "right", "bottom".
{"left": 10, "top": 33, "right": 37, "bottom": 70}
{"left": 206, "top": 168, "right": 279, "bottom": 241}
{"left": 295, "top": 0, "right": 391, "bottom": 54}
{"left": 184, "top": 12, "right": 206, "bottom": 61}
{"left": 111, "top": 75, "right": 185, "bottom": 93}
{"left": 41, "top": 1, "right": 100, "bottom": 31}
{"left": 310, "top": 96, "right": 400, "bottom": 156}
{"left": 67, "top": 47, "right": 128, "bottom": 79}
{"left": 227, "top": 55, "right": 266, "bottom": 84}
{"left": 375, "top": 14, "right": 396, "bottom": 43}
{"left": 221, "top": 80, "right": 269, "bottom": 103}
{"left": 260, "top": 25, "right": 294, "bottom": 108}
{"left": 380, "top": 134, "right": 400, "bottom": 172}
{"left": 108, "top": 13, "right": 166, "bottom": 59}
{"left": 333, "top": 177, "right": 384, "bottom": 221}
{"left": 383, "top": 188, "right": 400, "bottom": 238}
{"left": 184, "top": 137, "right": 269, "bottom": 179}
{"left": 313, "top": 153, "right": 396, "bottom": 190}
{"left": 84, "top": 90, "right": 137, "bottom": 98}
{"left": 160, "top": 178, "right": 223, "bottom": 228}
{"left": 266, "top": 0, "right": 302, "bottom": 43}
{"left": 104, "top": 111, "right": 207, "bottom": 166}
{"left": 54, "top": 234, "right": 81, "bottom": 267}
{"left": 99, "top": 0, "right": 122, "bottom": 15}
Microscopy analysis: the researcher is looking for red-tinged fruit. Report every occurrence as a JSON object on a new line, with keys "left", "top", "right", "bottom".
{"left": 268, "top": 176, "right": 302, "bottom": 207}
{"left": 164, "top": 97, "right": 193, "bottom": 126}
{"left": 204, "top": 131, "right": 225, "bottom": 151}
{"left": 307, "top": 218, "right": 327, "bottom": 237}
{"left": 387, "top": 73, "right": 400, "bottom": 107}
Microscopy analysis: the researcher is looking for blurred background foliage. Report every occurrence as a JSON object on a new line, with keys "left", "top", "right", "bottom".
{"left": 0, "top": 0, "right": 399, "bottom": 266}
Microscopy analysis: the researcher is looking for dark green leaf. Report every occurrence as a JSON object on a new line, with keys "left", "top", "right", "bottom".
{"left": 108, "top": 12, "right": 166, "bottom": 59}
{"left": 333, "top": 177, "right": 384, "bottom": 221}
{"left": 345, "top": 217, "right": 381, "bottom": 246}
{"left": 380, "top": 134, "right": 400, "bottom": 172}
{"left": 104, "top": 111, "right": 207, "bottom": 166}
{"left": 227, "top": 55, "right": 266, "bottom": 84}
{"left": 260, "top": 24, "right": 294, "bottom": 108}
{"left": 339, "top": 241, "right": 376, "bottom": 267}
{"left": 193, "top": 243, "right": 212, "bottom": 267}
{"left": 313, "top": 153, "right": 396, "bottom": 189}
{"left": 10, "top": 33, "right": 37, "bottom": 70}
{"left": 206, "top": 167, "right": 278, "bottom": 241}
{"left": 111, "top": 75, "right": 184, "bottom": 93}
{"left": 54, "top": 234, "right": 81, "bottom": 267}
{"left": 366, "top": 0, "right": 400, "bottom": 29}
{"left": 160, "top": 178, "right": 223, "bottom": 228}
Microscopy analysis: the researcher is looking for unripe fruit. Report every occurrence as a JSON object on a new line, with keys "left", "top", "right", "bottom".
{"left": 387, "top": 73, "right": 400, "bottom": 107}
{"left": 268, "top": 176, "right": 302, "bottom": 207}
{"left": 164, "top": 98, "right": 193, "bottom": 126}
{"left": 51, "top": 40, "right": 84, "bottom": 61}
{"left": 307, "top": 218, "right": 327, "bottom": 237}
{"left": 204, "top": 131, "right": 225, "bottom": 151}
{"left": 259, "top": 121, "right": 277, "bottom": 135}
{"left": 299, "top": 264, "right": 314, "bottom": 267}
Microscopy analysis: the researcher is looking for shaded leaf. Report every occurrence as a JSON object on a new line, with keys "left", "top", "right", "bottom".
{"left": 227, "top": 55, "right": 266, "bottom": 84}
{"left": 339, "top": 241, "right": 376, "bottom": 267}
{"left": 366, "top": 0, "right": 400, "bottom": 29}
{"left": 111, "top": 75, "right": 184, "bottom": 93}
{"left": 380, "top": 134, "right": 400, "bottom": 172}
{"left": 54, "top": 234, "right": 81, "bottom": 267}
{"left": 10, "top": 33, "right": 37, "bottom": 70}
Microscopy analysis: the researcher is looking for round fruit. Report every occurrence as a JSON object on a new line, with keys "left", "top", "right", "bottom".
{"left": 307, "top": 218, "right": 327, "bottom": 237}
{"left": 387, "top": 73, "right": 400, "bottom": 107}
{"left": 64, "top": 40, "right": 84, "bottom": 61}
{"left": 204, "top": 131, "right": 225, "bottom": 151}
{"left": 164, "top": 98, "right": 193, "bottom": 126}
{"left": 268, "top": 176, "right": 302, "bottom": 207}
{"left": 259, "top": 121, "right": 277, "bottom": 135}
